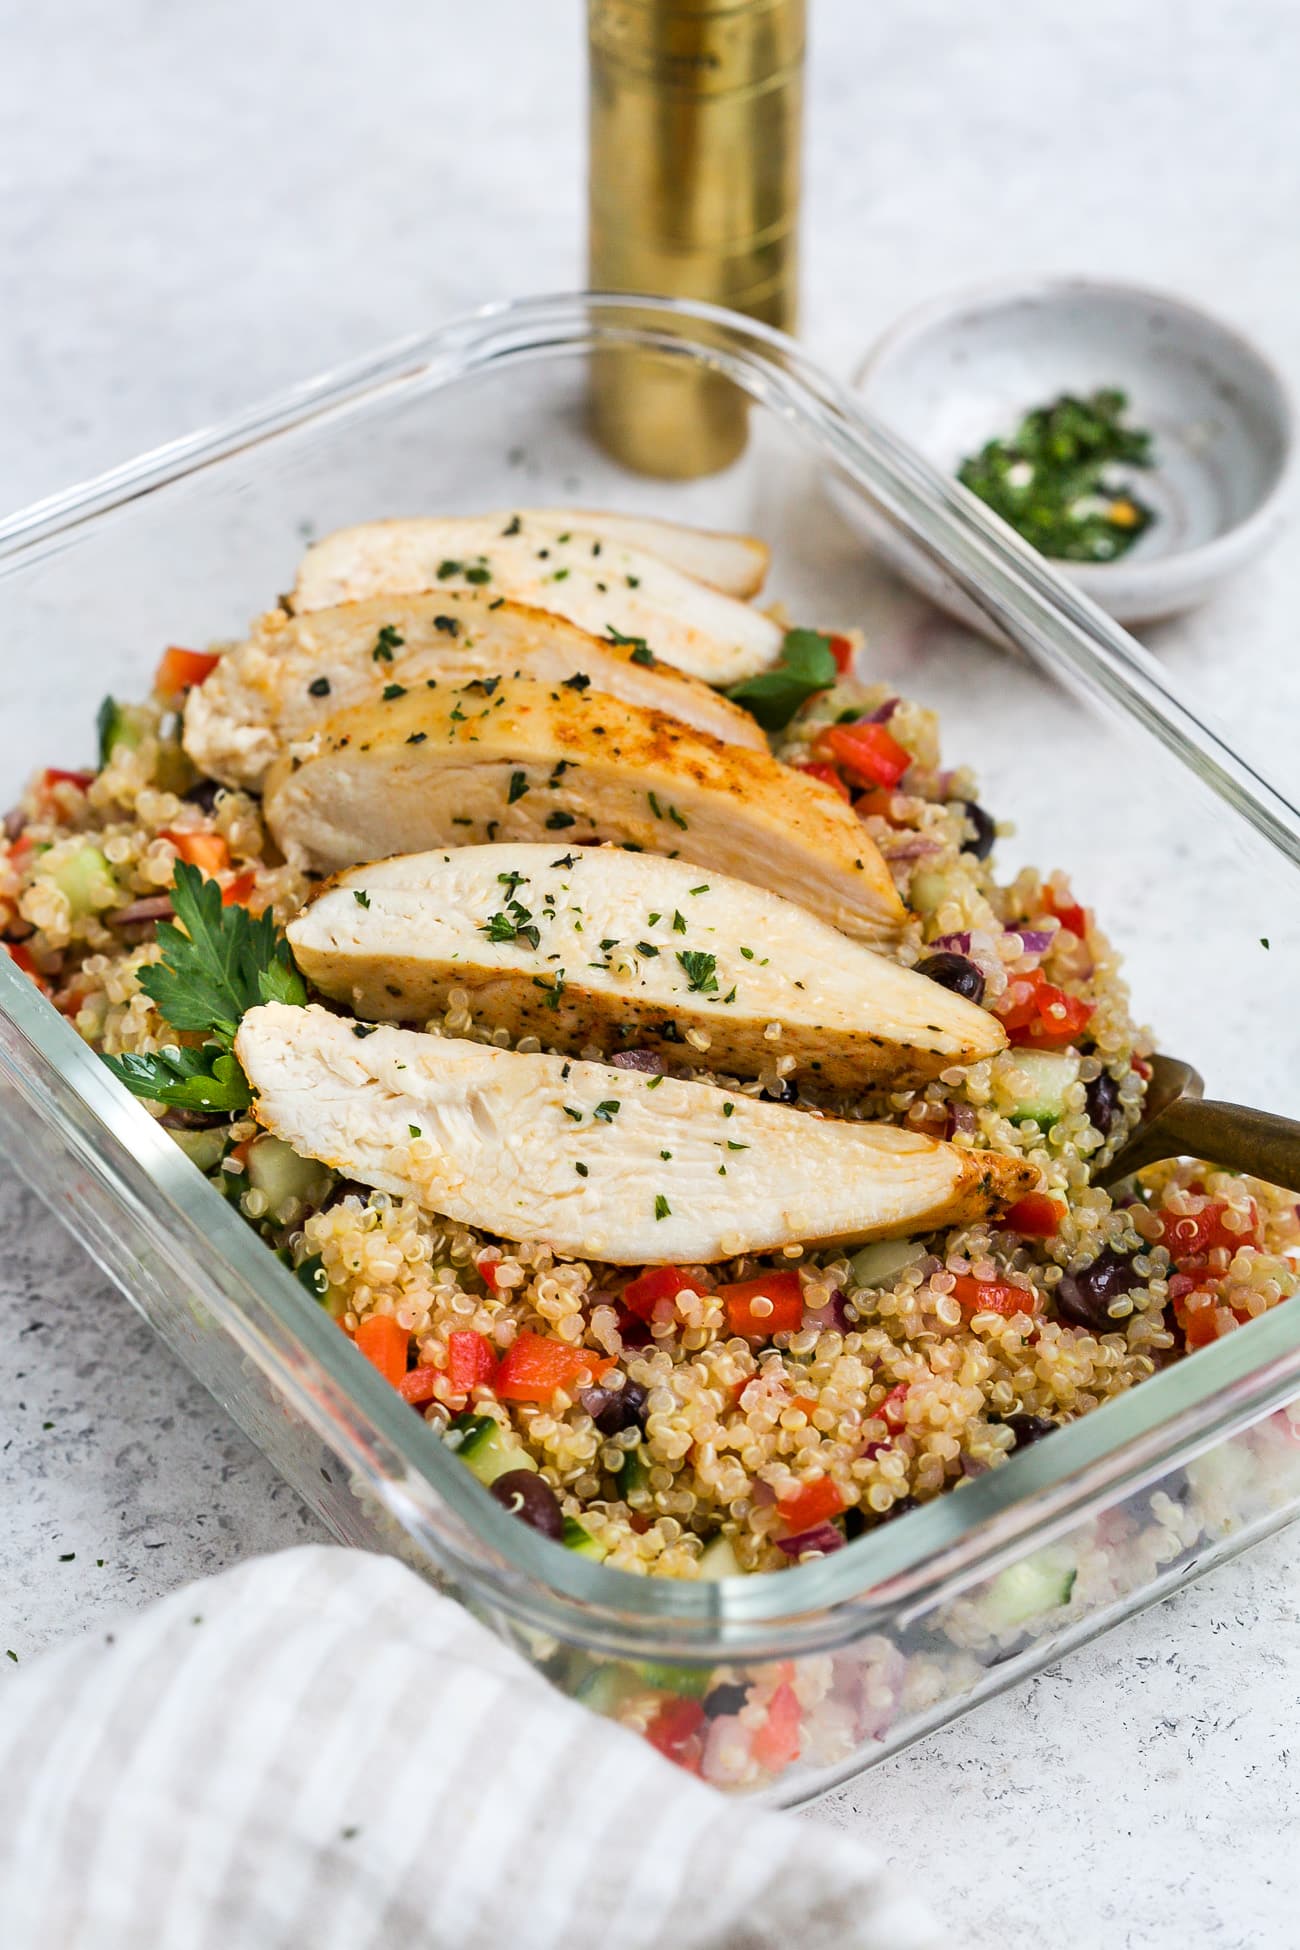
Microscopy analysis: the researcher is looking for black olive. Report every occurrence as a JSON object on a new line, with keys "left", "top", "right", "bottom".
{"left": 1055, "top": 1248, "right": 1142, "bottom": 1333}
{"left": 884, "top": 1494, "right": 920, "bottom": 1519}
{"left": 182, "top": 778, "right": 223, "bottom": 813}
{"left": 1001, "top": 1413, "right": 1057, "bottom": 1448}
{"left": 490, "top": 1469, "right": 564, "bottom": 1540}
{"left": 1085, "top": 1070, "right": 1122, "bottom": 1137}
{"left": 960, "top": 801, "right": 996, "bottom": 860}
{"left": 915, "top": 951, "right": 985, "bottom": 1005}
{"left": 579, "top": 1378, "right": 648, "bottom": 1435}
{"left": 702, "top": 1682, "right": 749, "bottom": 1718}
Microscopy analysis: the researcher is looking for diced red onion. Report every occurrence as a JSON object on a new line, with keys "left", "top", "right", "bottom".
{"left": 930, "top": 932, "right": 972, "bottom": 953}
{"left": 775, "top": 1521, "right": 845, "bottom": 1558}
{"left": 959, "top": 1454, "right": 989, "bottom": 1479}
{"left": 749, "top": 1478, "right": 777, "bottom": 1508}
{"left": 108, "top": 895, "right": 175, "bottom": 927}
{"left": 949, "top": 1102, "right": 978, "bottom": 1135}
{"left": 610, "top": 1048, "right": 663, "bottom": 1074}
{"left": 883, "top": 836, "right": 943, "bottom": 863}
{"left": 865, "top": 698, "right": 899, "bottom": 724}
{"left": 802, "top": 1289, "right": 851, "bottom": 1332}
{"left": 1007, "top": 928, "right": 1054, "bottom": 955}
{"left": 3, "top": 808, "right": 24, "bottom": 842}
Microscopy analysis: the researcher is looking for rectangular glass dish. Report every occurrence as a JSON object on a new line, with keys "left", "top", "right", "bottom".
{"left": 3, "top": 293, "right": 1300, "bottom": 1807}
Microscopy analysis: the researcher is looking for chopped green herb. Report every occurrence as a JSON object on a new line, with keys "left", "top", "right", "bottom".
{"left": 545, "top": 810, "right": 576, "bottom": 830}
{"left": 957, "top": 389, "right": 1157, "bottom": 563}
{"left": 722, "top": 1101, "right": 735, "bottom": 1116}
{"left": 648, "top": 791, "right": 663, "bottom": 819}
{"left": 635, "top": 942, "right": 659, "bottom": 957}
{"left": 676, "top": 950, "right": 719, "bottom": 994}
{"left": 501, "top": 515, "right": 522, "bottom": 537}
{"left": 688, "top": 884, "right": 708, "bottom": 895}
{"left": 672, "top": 911, "right": 687, "bottom": 934}
{"left": 593, "top": 1100, "right": 620, "bottom": 1121}
{"left": 464, "top": 564, "right": 491, "bottom": 585}
{"left": 433, "top": 614, "right": 460, "bottom": 636}
{"left": 508, "top": 770, "right": 530, "bottom": 804}
{"left": 562, "top": 672, "right": 591, "bottom": 692}
{"left": 497, "top": 869, "right": 528, "bottom": 900}
{"left": 646, "top": 1074, "right": 664, "bottom": 1089}
{"left": 660, "top": 1149, "right": 672, "bottom": 1160}
{"left": 406, "top": 731, "right": 427, "bottom": 745}
{"left": 308, "top": 675, "right": 331, "bottom": 697}
{"left": 739, "top": 946, "right": 754, "bottom": 960}
{"left": 725, "top": 628, "right": 838, "bottom": 732}
{"left": 381, "top": 682, "right": 408, "bottom": 701}
{"left": 563, "top": 1105, "right": 584, "bottom": 1121}
{"left": 352, "top": 1023, "right": 378, "bottom": 1039}
{"left": 372, "top": 624, "right": 404, "bottom": 662}
{"left": 575, "top": 1162, "right": 589, "bottom": 1178}
{"left": 726, "top": 1140, "right": 749, "bottom": 1151}
{"left": 654, "top": 1194, "right": 671, "bottom": 1221}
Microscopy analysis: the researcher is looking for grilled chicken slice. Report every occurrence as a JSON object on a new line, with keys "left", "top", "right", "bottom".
{"left": 236, "top": 1003, "right": 1037, "bottom": 1264}
{"left": 183, "top": 589, "right": 767, "bottom": 789}
{"left": 507, "top": 510, "right": 768, "bottom": 598}
{"left": 263, "top": 679, "right": 906, "bottom": 945}
{"left": 289, "top": 515, "right": 783, "bottom": 685}
{"left": 289, "top": 845, "right": 1003, "bottom": 1088}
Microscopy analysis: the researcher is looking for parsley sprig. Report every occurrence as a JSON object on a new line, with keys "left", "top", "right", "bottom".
{"left": 102, "top": 862, "right": 306, "bottom": 1111}
{"left": 725, "top": 629, "right": 839, "bottom": 732}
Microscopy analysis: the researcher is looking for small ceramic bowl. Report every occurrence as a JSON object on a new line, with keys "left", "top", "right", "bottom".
{"left": 845, "top": 276, "right": 1294, "bottom": 627}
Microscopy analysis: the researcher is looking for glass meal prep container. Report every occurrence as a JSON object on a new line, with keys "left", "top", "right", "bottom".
{"left": 3, "top": 293, "right": 1300, "bottom": 1807}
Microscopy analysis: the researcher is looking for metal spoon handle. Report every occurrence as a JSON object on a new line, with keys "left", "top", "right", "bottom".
{"left": 1105, "top": 1095, "right": 1300, "bottom": 1193}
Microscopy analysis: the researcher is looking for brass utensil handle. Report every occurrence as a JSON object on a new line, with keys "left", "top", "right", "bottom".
{"left": 1106, "top": 1095, "right": 1300, "bottom": 1192}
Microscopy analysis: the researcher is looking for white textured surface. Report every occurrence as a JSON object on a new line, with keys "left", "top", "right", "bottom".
{"left": 2, "top": 2, "right": 1299, "bottom": 1944}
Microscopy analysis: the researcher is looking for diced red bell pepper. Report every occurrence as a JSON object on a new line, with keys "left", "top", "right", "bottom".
{"left": 622, "top": 1264, "right": 710, "bottom": 1322}
{"left": 1131, "top": 1055, "right": 1153, "bottom": 1081}
{"left": 1043, "top": 889, "right": 1088, "bottom": 939}
{"left": 796, "top": 760, "right": 851, "bottom": 803}
{"left": 777, "top": 1475, "right": 846, "bottom": 1531}
{"left": 476, "top": 1254, "right": 502, "bottom": 1291}
{"left": 221, "top": 868, "right": 258, "bottom": 908}
{"left": 6, "top": 832, "right": 36, "bottom": 869}
{"left": 751, "top": 1681, "right": 801, "bottom": 1772}
{"left": 161, "top": 829, "right": 231, "bottom": 877}
{"left": 854, "top": 785, "right": 904, "bottom": 822}
{"left": 398, "top": 1364, "right": 440, "bottom": 1406}
{"left": 996, "top": 967, "right": 1093, "bottom": 1048}
{"left": 814, "top": 721, "right": 911, "bottom": 790}
{"left": 950, "top": 1273, "right": 1039, "bottom": 1318}
{"left": 1159, "top": 1198, "right": 1259, "bottom": 1262}
{"left": 718, "top": 1269, "right": 804, "bottom": 1338}
{"left": 154, "top": 646, "right": 221, "bottom": 695}
{"left": 40, "top": 767, "right": 95, "bottom": 794}
{"left": 445, "top": 1329, "right": 498, "bottom": 1395}
{"left": 827, "top": 633, "right": 856, "bottom": 675}
{"left": 494, "top": 1330, "right": 614, "bottom": 1402}
{"left": 995, "top": 967, "right": 1048, "bottom": 1031}
{"left": 3, "top": 940, "right": 52, "bottom": 996}
{"left": 354, "top": 1313, "right": 409, "bottom": 1389}
{"left": 1002, "top": 1192, "right": 1066, "bottom": 1238}
{"left": 645, "top": 1696, "right": 706, "bottom": 1772}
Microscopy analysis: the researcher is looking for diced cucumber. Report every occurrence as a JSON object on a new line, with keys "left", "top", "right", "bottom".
{"left": 562, "top": 1516, "right": 606, "bottom": 1560}
{"left": 448, "top": 1411, "right": 538, "bottom": 1487}
{"left": 909, "top": 869, "right": 954, "bottom": 916}
{"left": 166, "top": 1126, "right": 227, "bottom": 1173}
{"left": 850, "top": 1237, "right": 925, "bottom": 1290}
{"left": 697, "top": 1533, "right": 743, "bottom": 1580}
{"left": 616, "top": 1445, "right": 652, "bottom": 1503}
{"left": 574, "top": 1664, "right": 640, "bottom": 1716}
{"left": 96, "top": 696, "right": 150, "bottom": 766}
{"left": 635, "top": 1660, "right": 712, "bottom": 1698}
{"left": 245, "top": 1134, "right": 332, "bottom": 1217}
{"left": 980, "top": 1547, "right": 1076, "bottom": 1629}
{"left": 51, "top": 843, "right": 120, "bottom": 916}
{"left": 995, "top": 1049, "right": 1080, "bottom": 1129}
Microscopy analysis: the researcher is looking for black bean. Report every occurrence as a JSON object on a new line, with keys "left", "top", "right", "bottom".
{"left": 1055, "top": 1247, "right": 1142, "bottom": 1333}
{"left": 702, "top": 1682, "right": 749, "bottom": 1719}
{"left": 579, "top": 1378, "right": 648, "bottom": 1435}
{"left": 915, "top": 951, "right": 985, "bottom": 1004}
{"left": 960, "top": 801, "right": 996, "bottom": 860}
{"left": 1085, "top": 1070, "right": 1122, "bottom": 1137}
{"left": 490, "top": 1469, "right": 564, "bottom": 1540}
{"left": 762, "top": 1077, "right": 799, "bottom": 1104}
{"left": 1001, "top": 1413, "right": 1057, "bottom": 1448}
{"left": 182, "top": 778, "right": 223, "bottom": 813}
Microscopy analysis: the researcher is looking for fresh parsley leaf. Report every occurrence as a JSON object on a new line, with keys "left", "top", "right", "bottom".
{"left": 138, "top": 863, "right": 306, "bottom": 1046}
{"left": 725, "top": 628, "right": 839, "bottom": 731}
{"left": 102, "top": 1044, "right": 252, "bottom": 1112}
{"left": 508, "top": 770, "right": 530, "bottom": 804}
{"left": 593, "top": 1100, "right": 620, "bottom": 1121}
{"left": 676, "top": 950, "right": 719, "bottom": 994}
{"left": 654, "top": 1193, "right": 671, "bottom": 1221}
{"left": 372, "top": 624, "right": 404, "bottom": 662}
{"left": 354, "top": 890, "right": 371, "bottom": 909}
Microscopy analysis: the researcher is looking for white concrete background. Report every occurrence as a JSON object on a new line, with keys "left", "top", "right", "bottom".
{"left": 2, "top": 3, "right": 1299, "bottom": 1943}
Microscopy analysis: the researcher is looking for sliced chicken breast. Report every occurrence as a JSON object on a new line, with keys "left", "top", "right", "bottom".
{"left": 508, "top": 510, "right": 768, "bottom": 598}
{"left": 237, "top": 1003, "right": 1037, "bottom": 1264}
{"left": 263, "top": 679, "right": 907, "bottom": 945}
{"left": 289, "top": 515, "right": 783, "bottom": 685}
{"left": 183, "top": 589, "right": 767, "bottom": 789}
{"left": 289, "top": 845, "right": 1003, "bottom": 1088}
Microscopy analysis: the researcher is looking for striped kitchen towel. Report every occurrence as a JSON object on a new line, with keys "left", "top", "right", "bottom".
{"left": 0, "top": 1545, "right": 940, "bottom": 1949}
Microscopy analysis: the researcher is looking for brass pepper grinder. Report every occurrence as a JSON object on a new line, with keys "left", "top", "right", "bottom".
{"left": 587, "top": 0, "right": 805, "bottom": 478}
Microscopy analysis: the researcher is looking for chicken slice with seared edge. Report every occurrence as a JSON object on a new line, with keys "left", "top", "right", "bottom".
{"left": 262, "top": 678, "right": 907, "bottom": 946}
{"left": 183, "top": 588, "right": 767, "bottom": 790}
{"left": 289, "top": 515, "right": 783, "bottom": 685}
{"left": 236, "top": 1003, "right": 1038, "bottom": 1265}
{"left": 289, "top": 845, "right": 1003, "bottom": 1088}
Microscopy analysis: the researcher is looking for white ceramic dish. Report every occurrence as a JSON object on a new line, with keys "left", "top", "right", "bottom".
{"left": 844, "top": 276, "right": 1294, "bottom": 630}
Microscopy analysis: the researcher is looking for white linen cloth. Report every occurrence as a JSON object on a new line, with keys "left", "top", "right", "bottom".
{"left": 0, "top": 1545, "right": 941, "bottom": 1949}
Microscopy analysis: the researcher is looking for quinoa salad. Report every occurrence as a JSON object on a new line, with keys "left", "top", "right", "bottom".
{"left": 4, "top": 509, "right": 1298, "bottom": 1760}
